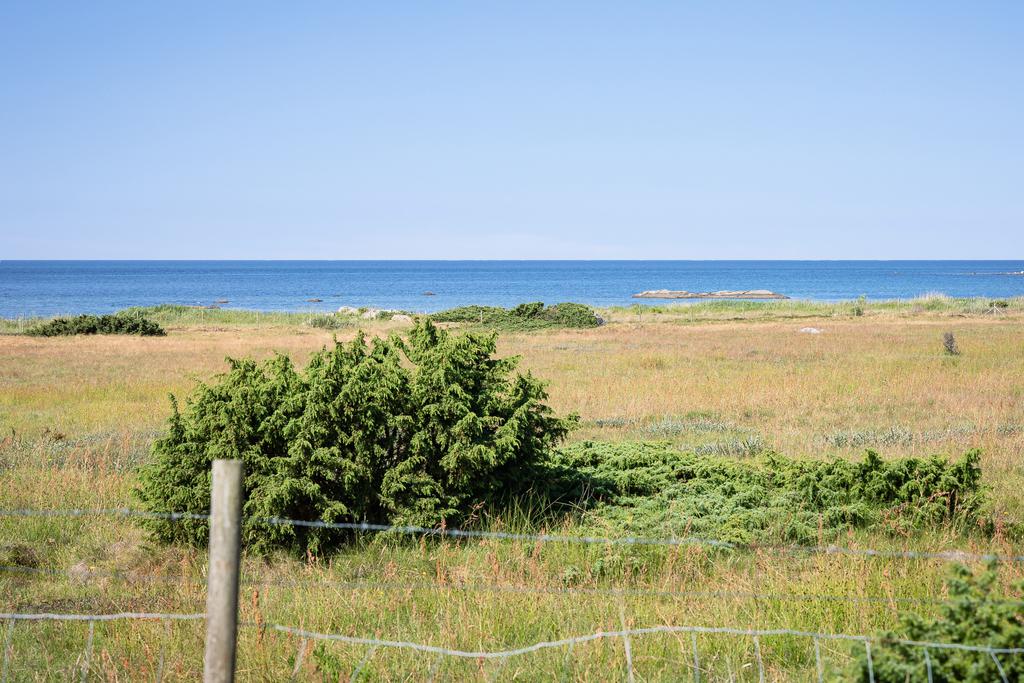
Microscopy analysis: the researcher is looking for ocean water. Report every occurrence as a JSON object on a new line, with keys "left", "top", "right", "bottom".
{"left": 1, "top": 260, "right": 1022, "bottom": 318}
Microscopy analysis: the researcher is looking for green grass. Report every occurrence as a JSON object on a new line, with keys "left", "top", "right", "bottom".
{"left": 604, "top": 295, "right": 1024, "bottom": 321}
{"left": 123, "top": 304, "right": 345, "bottom": 328}
{"left": 3, "top": 301, "right": 1024, "bottom": 679}
{"left": 2, "top": 493, "right": 1018, "bottom": 681}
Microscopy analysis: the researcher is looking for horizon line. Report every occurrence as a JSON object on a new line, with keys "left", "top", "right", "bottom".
{"left": 3, "top": 258, "right": 1023, "bottom": 264}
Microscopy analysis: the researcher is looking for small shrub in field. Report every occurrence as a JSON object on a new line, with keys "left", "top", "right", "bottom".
{"left": 431, "top": 302, "right": 602, "bottom": 330}
{"left": 136, "top": 320, "right": 575, "bottom": 554}
{"left": 431, "top": 305, "right": 505, "bottom": 324}
{"left": 541, "top": 302, "right": 603, "bottom": 327}
{"left": 854, "top": 563, "right": 1024, "bottom": 682}
{"left": 943, "top": 332, "right": 960, "bottom": 356}
{"left": 26, "top": 312, "right": 165, "bottom": 337}
{"left": 990, "top": 300, "right": 1010, "bottom": 309}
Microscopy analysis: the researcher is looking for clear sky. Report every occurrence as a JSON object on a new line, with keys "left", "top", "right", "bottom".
{"left": 1, "top": 2, "right": 1021, "bottom": 259}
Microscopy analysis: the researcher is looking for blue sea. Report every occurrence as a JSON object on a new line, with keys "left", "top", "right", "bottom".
{"left": 1, "top": 261, "right": 1023, "bottom": 318}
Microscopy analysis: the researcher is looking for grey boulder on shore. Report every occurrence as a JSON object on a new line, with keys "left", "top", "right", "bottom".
{"left": 633, "top": 289, "right": 789, "bottom": 300}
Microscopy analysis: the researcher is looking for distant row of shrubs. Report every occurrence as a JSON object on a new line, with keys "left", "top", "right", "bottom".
{"left": 311, "top": 301, "right": 605, "bottom": 331}
{"left": 26, "top": 312, "right": 165, "bottom": 337}
{"left": 19, "top": 301, "right": 604, "bottom": 337}
{"left": 431, "top": 301, "right": 603, "bottom": 330}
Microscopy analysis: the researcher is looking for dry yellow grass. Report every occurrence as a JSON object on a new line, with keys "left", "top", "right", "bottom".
{"left": 2, "top": 308, "right": 1023, "bottom": 680}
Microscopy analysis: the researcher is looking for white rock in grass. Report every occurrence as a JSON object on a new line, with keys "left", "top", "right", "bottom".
{"left": 799, "top": 327, "right": 822, "bottom": 334}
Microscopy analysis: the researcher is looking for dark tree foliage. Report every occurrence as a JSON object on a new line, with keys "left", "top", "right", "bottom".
{"left": 136, "top": 320, "right": 576, "bottom": 554}
{"left": 26, "top": 312, "right": 165, "bottom": 337}
{"left": 855, "top": 563, "right": 1024, "bottom": 682}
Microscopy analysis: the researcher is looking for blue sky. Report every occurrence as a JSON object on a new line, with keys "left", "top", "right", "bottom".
{"left": 1, "top": 2, "right": 1021, "bottom": 259}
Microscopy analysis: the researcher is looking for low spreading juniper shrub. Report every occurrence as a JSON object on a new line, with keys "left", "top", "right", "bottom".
{"left": 136, "top": 320, "right": 576, "bottom": 554}
{"left": 26, "top": 312, "right": 165, "bottom": 337}
{"left": 431, "top": 302, "right": 602, "bottom": 330}
{"left": 538, "top": 442, "right": 990, "bottom": 545}
{"left": 854, "top": 563, "right": 1024, "bottom": 682}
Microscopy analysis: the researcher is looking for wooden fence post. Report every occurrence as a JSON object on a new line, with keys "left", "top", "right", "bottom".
{"left": 203, "top": 459, "right": 244, "bottom": 683}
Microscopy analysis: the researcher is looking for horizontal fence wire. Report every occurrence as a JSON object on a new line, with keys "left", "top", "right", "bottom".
{"left": 271, "top": 622, "right": 1024, "bottom": 659}
{"left": 764, "top": 543, "right": 1024, "bottom": 563}
{"left": 259, "top": 515, "right": 1024, "bottom": 563}
{"left": 245, "top": 574, "right": 1024, "bottom": 609}
{"left": 0, "top": 508, "right": 208, "bottom": 522}
{"left": 3, "top": 507, "right": 1024, "bottom": 564}
{"left": 2, "top": 609, "right": 1020, "bottom": 659}
{"left": 0, "top": 612, "right": 203, "bottom": 683}
{"left": 262, "top": 517, "right": 736, "bottom": 549}
{"left": 7, "top": 564, "right": 1024, "bottom": 609}
{"left": 2, "top": 611, "right": 1018, "bottom": 681}
{"left": 0, "top": 612, "right": 205, "bottom": 622}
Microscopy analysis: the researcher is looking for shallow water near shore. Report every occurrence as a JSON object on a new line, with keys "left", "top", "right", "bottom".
{"left": 2, "top": 259, "right": 1023, "bottom": 318}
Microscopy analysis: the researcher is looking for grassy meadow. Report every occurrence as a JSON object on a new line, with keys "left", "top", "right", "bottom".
{"left": 2, "top": 296, "right": 1024, "bottom": 681}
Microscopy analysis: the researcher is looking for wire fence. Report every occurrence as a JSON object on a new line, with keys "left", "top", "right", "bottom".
{"left": 2, "top": 501, "right": 1023, "bottom": 681}
{"left": 0, "top": 611, "right": 1020, "bottom": 683}
{"left": 6, "top": 562, "right": 1024, "bottom": 609}
{"left": 4, "top": 506, "right": 1023, "bottom": 564}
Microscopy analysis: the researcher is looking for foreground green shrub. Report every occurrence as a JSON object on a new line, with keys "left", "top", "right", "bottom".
{"left": 431, "top": 302, "right": 602, "bottom": 330}
{"left": 855, "top": 563, "right": 1024, "bottom": 682}
{"left": 540, "top": 442, "right": 989, "bottom": 544}
{"left": 26, "top": 312, "right": 165, "bottom": 337}
{"left": 136, "top": 320, "right": 575, "bottom": 554}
